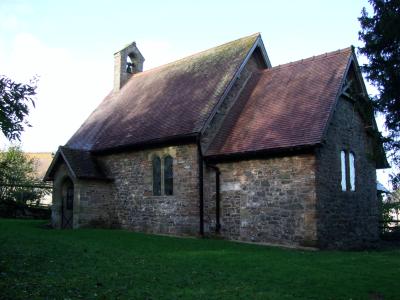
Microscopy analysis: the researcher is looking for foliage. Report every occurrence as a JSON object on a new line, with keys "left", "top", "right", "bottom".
{"left": 0, "top": 75, "right": 37, "bottom": 141}
{"left": 1, "top": 219, "right": 400, "bottom": 299}
{"left": 382, "top": 201, "right": 400, "bottom": 225}
{"left": 358, "top": 0, "right": 400, "bottom": 188}
{"left": 381, "top": 189, "right": 400, "bottom": 236}
{"left": 0, "top": 146, "right": 49, "bottom": 207}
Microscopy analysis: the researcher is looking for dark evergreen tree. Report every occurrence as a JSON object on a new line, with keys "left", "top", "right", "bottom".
{"left": 358, "top": 0, "right": 400, "bottom": 188}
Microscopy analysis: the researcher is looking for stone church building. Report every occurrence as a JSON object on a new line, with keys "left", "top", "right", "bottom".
{"left": 45, "top": 33, "right": 388, "bottom": 249}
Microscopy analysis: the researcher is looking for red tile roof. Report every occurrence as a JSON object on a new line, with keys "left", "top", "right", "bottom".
{"left": 67, "top": 34, "right": 260, "bottom": 152}
{"left": 206, "top": 48, "right": 352, "bottom": 157}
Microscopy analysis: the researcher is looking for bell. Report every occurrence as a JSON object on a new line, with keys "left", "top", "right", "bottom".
{"left": 126, "top": 62, "right": 134, "bottom": 74}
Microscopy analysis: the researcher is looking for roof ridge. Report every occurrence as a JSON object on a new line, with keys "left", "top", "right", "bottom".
{"left": 130, "top": 33, "right": 261, "bottom": 78}
{"left": 60, "top": 145, "right": 90, "bottom": 153}
{"left": 268, "top": 47, "right": 352, "bottom": 71}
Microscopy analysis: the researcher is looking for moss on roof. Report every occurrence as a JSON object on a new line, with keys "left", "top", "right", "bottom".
{"left": 67, "top": 34, "right": 260, "bottom": 151}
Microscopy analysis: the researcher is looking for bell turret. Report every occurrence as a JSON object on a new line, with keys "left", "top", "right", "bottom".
{"left": 113, "top": 41, "right": 145, "bottom": 93}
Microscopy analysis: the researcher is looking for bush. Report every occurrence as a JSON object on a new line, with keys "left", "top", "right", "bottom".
{"left": 0, "top": 146, "right": 51, "bottom": 217}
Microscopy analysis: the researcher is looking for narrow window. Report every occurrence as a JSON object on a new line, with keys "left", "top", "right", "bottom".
{"left": 164, "top": 155, "right": 173, "bottom": 196}
{"left": 341, "top": 150, "right": 347, "bottom": 191}
{"left": 349, "top": 152, "right": 355, "bottom": 191}
{"left": 152, "top": 156, "right": 161, "bottom": 196}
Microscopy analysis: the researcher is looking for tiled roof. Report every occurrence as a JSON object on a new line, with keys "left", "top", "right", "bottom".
{"left": 67, "top": 34, "right": 260, "bottom": 152}
{"left": 60, "top": 147, "right": 108, "bottom": 179}
{"left": 44, "top": 147, "right": 109, "bottom": 181}
{"left": 206, "top": 48, "right": 352, "bottom": 157}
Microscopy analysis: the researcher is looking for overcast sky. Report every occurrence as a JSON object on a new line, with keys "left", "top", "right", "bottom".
{"left": 0, "top": 0, "right": 392, "bottom": 186}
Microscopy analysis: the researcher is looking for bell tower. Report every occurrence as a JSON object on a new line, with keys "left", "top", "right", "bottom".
{"left": 113, "top": 41, "right": 145, "bottom": 93}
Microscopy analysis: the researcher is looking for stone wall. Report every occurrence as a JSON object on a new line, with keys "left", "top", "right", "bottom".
{"left": 75, "top": 179, "right": 115, "bottom": 228}
{"left": 98, "top": 144, "right": 200, "bottom": 236}
{"left": 204, "top": 155, "right": 318, "bottom": 247}
{"left": 203, "top": 166, "right": 217, "bottom": 233}
{"left": 315, "top": 97, "right": 379, "bottom": 249}
{"left": 51, "top": 163, "right": 113, "bottom": 229}
{"left": 50, "top": 50, "right": 378, "bottom": 249}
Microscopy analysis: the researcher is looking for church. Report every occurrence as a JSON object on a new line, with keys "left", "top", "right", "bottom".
{"left": 44, "top": 33, "right": 388, "bottom": 249}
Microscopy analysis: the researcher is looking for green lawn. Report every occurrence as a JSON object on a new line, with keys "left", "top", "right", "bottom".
{"left": 0, "top": 219, "right": 399, "bottom": 300}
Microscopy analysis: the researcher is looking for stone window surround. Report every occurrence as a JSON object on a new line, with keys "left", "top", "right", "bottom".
{"left": 341, "top": 149, "right": 356, "bottom": 192}
{"left": 152, "top": 155, "right": 161, "bottom": 196}
{"left": 150, "top": 148, "right": 176, "bottom": 197}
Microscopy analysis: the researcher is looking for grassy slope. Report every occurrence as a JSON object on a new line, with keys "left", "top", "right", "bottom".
{"left": 0, "top": 219, "right": 399, "bottom": 300}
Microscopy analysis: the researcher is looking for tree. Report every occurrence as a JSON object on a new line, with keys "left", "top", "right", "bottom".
{"left": 0, "top": 75, "right": 37, "bottom": 141}
{"left": 381, "top": 189, "right": 400, "bottom": 238}
{"left": 358, "top": 0, "right": 400, "bottom": 188}
{"left": 0, "top": 146, "right": 48, "bottom": 207}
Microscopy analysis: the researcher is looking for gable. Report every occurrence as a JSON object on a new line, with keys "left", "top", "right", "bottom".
{"left": 206, "top": 48, "right": 353, "bottom": 158}
{"left": 66, "top": 33, "right": 269, "bottom": 153}
{"left": 334, "top": 59, "right": 389, "bottom": 169}
{"left": 55, "top": 34, "right": 387, "bottom": 169}
{"left": 44, "top": 147, "right": 110, "bottom": 181}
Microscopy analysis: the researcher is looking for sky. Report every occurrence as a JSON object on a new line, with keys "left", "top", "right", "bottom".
{"left": 0, "top": 0, "right": 393, "bottom": 187}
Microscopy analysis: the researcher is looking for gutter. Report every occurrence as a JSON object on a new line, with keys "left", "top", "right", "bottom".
{"left": 207, "top": 164, "right": 221, "bottom": 233}
{"left": 197, "top": 136, "right": 204, "bottom": 236}
{"left": 205, "top": 144, "right": 318, "bottom": 164}
{"left": 92, "top": 133, "right": 198, "bottom": 155}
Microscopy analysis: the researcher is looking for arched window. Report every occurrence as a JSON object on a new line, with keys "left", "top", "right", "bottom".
{"left": 126, "top": 51, "right": 138, "bottom": 74}
{"left": 340, "top": 150, "right": 347, "bottom": 191}
{"left": 340, "top": 150, "right": 356, "bottom": 192}
{"left": 349, "top": 152, "right": 355, "bottom": 191}
{"left": 164, "top": 156, "right": 173, "bottom": 196}
{"left": 152, "top": 156, "right": 161, "bottom": 196}
{"left": 126, "top": 55, "right": 134, "bottom": 73}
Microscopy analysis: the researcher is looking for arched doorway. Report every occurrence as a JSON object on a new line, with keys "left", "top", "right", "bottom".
{"left": 61, "top": 177, "right": 74, "bottom": 229}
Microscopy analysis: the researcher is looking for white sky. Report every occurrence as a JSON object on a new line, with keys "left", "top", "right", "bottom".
{"left": 0, "top": 0, "right": 393, "bottom": 188}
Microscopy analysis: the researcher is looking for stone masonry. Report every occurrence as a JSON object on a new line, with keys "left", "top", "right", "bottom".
{"left": 98, "top": 144, "right": 199, "bottom": 235}
{"left": 52, "top": 144, "right": 199, "bottom": 235}
{"left": 51, "top": 163, "right": 113, "bottom": 229}
{"left": 50, "top": 38, "right": 382, "bottom": 250}
{"left": 315, "top": 96, "right": 379, "bottom": 249}
{"left": 204, "top": 155, "right": 317, "bottom": 247}
{"left": 52, "top": 110, "right": 378, "bottom": 248}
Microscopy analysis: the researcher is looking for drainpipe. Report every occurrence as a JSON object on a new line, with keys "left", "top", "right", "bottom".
{"left": 207, "top": 164, "right": 221, "bottom": 233}
{"left": 197, "top": 137, "right": 204, "bottom": 236}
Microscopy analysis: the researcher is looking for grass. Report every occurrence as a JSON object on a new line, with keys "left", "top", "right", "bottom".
{"left": 0, "top": 219, "right": 399, "bottom": 299}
